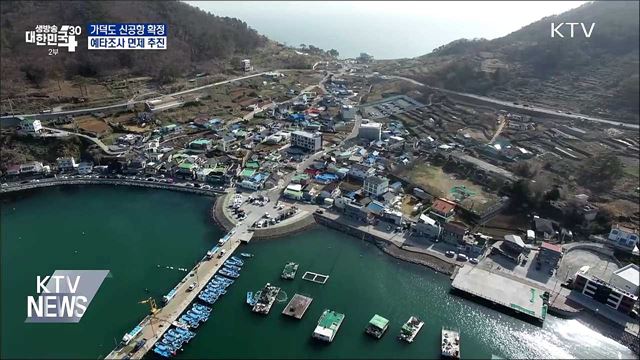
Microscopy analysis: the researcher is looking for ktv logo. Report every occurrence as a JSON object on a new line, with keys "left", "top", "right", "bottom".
{"left": 26, "top": 270, "right": 110, "bottom": 323}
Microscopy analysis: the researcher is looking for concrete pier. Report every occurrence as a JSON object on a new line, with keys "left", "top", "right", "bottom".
{"left": 282, "top": 294, "right": 313, "bottom": 319}
{"left": 451, "top": 265, "right": 548, "bottom": 323}
{"left": 106, "top": 230, "right": 247, "bottom": 359}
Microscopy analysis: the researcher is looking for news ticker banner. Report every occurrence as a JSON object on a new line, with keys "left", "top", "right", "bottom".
{"left": 25, "top": 23, "right": 167, "bottom": 53}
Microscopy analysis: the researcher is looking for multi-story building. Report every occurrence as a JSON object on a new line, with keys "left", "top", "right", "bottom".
{"left": 572, "top": 271, "right": 638, "bottom": 315}
{"left": 441, "top": 222, "right": 467, "bottom": 245}
{"left": 363, "top": 175, "right": 389, "bottom": 198}
{"left": 610, "top": 264, "right": 639, "bottom": 296}
{"left": 19, "top": 118, "right": 42, "bottom": 136}
{"left": 429, "top": 198, "right": 456, "bottom": 223}
{"left": 77, "top": 162, "right": 94, "bottom": 175}
{"left": 358, "top": 122, "right": 382, "bottom": 141}
{"left": 291, "top": 131, "right": 322, "bottom": 152}
{"left": 19, "top": 161, "right": 45, "bottom": 174}
{"left": 340, "top": 105, "right": 357, "bottom": 121}
{"left": 348, "top": 164, "right": 375, "bottom": 181}
{"left": 608, "top": 224, "right": 639, "bottom": 252}
{"left": 56, "top": 157, "right": 78, "bottom": 171}
{"left": 241, "top": 59, "right": 252, "bottom": 72}
{"left": 538, "top": 242, "right": 563, "bottom": 268}
{"left": 414, "top": 214, "right": 441, "bottom": 239}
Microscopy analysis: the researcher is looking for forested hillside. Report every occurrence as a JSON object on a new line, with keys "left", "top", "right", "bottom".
{"left": 373, "top": 1, "right": 639, "bottom": 123}
{"left": 0, "top": 1, "right": 267, "bottom": 92}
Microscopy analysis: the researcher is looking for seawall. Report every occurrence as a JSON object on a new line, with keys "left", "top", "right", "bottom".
{"left": 313, "top": 212, "right": 458, "bottom": 275}
{"left": 211, "top": 194, "right": 318, "bottom": 240}
{"left": 0, "top": 179, "right": 222, "bottom": 196}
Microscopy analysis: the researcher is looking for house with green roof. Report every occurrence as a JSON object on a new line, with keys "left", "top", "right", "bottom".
{"left": 245, "top": 160, "right": 260, "bottom": 169}
{"left": 188, "top": 139, "right": 212, "bottom": 152}
{"left": 291, "top": 173, "right": 310, "bottom": 185}
{"left": 240, "top": 168, "right": 257, "bottom": 179}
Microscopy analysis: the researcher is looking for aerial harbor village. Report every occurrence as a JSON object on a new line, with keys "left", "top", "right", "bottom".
{"left": 1, "top": 7, "right": 640, "bottom": 354}
{"left": 2, "top": 54, "right": 639, "bottom": 358}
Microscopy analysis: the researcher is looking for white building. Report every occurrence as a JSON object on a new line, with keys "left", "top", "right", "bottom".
{"left": 19, "top": 161, "right": 45, "bottom": 174}
{"left": 608, "top": 224, "right": 639, "bottom": 252}
{"left": 340, "top": 105, "right": 357, "bottom": 121}
{"left": 358, "top": 122, "right": 382, "bottom": 141}
{"left": 291, "top": 131, "right": 322, "bottom": 152}
{"left": 363, "top": 175, "right": 389, "bottom": 197}
{"left": 56, "top": 157, "right": 78, "bottom": 171}
{"left": 19, "top": 118, "right": 42, "bottom": 135}
{"left": 348, "top": 164, "right": 375, "bottom": 181}
{"left": 415, "top": 214, "right": 442, "bottom": 239}
{"left": 77, "top": 162, "right": 93, "bottom": 175}
{"left": 241, "top": 59, "right": 252, "bottom": 72}
{"left": 610, "top": 264, "right": 639, "bottom": 296}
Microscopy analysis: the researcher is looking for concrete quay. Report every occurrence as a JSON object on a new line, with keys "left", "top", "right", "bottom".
{"left": 211, "top": 193, "right": 318, "bottom": 240}
{"left": 106, "top": 235, "right": 242, "bottom": 359}
{"left": 451, "top": 265, "right": 548, "bottom": 323}
{"left": 0, "top": 178, "right": 223, "bottom": 196}
{"left": 313, "top": 210, "right": 459, "bottom": 275}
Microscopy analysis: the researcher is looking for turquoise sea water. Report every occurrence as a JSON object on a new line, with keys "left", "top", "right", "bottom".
{"left": 0, "top": 186, "right": 634, "bottom": 359}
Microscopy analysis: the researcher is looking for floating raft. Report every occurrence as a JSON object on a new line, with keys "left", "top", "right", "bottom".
{"left": 282, "top": 294, "right": 313, "bottom": 319}
{"left": 302, "top": 271, "right": 329, "bottom": 284}
{"left": 281, "top": 262, "right": 299, "bottom": 280}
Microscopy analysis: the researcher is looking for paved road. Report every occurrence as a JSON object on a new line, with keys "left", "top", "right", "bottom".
{"left": 42, "top": 126, "right": 125, "bottom": 155}
{"left": 1, "top": 68, "right": 318, "bottom": 121}
{"left": 488, "top": 114, "right": 506, "bottom": 144}
{"left": 382, "top": 75, "right": 639, "bottom": 130}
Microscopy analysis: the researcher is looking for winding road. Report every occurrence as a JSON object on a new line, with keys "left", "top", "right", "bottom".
{"left": 382, "top": 75, "right": 639, "bottom": 130}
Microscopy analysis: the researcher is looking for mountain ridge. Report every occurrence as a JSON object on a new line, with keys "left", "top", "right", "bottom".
{"left": 373, "top": 1, "right": 639, "bottom": 123}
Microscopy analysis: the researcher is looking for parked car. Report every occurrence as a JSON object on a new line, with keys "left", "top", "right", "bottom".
{"left": 445, "top": 251, "right": 455, "bottom": 258}
{"left": 469, "top": 258, "right": 479, "bottom": 264}
{"left": 456, "top": 254, "right": 468, "bottom": 262}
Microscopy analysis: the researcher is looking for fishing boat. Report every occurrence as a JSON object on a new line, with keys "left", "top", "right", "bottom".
{"left": 224, "top": 263, "right": 242, "bottom": 272}
{"left": 365, "top": 314, "right": 389, "bottom": 339}
{"left": 219, "top": 269, "right": 240, "bottom": 278}
{"left": 153, "top": 346, "right": 172, "bottom": 358}
{"left": 441, "top": 327, "right": 460, "bottom": 359}
{"left": 251, "top": 283, "right": 280, "bottom": 315}
{"left": 312, "top": 309, "right": 345, "bottom": 342}
{"left": 398, "top": 316, "right": 424, "bottom": 343}
{"left": 246, "top": 291, "right": 254, "bottom": 305}
{"left": 281, "top": 262, "right": 299, "bottom": 280}
{"left": 240, "top": 253, "right": 254, "bottom": 258}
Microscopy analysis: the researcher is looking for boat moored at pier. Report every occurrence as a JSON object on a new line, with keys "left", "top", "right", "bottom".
{"left": 398, "top": 316, "right": 424, "bottom": 343}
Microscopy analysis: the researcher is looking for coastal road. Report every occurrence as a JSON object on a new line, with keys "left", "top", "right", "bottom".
{"left": 381, "top": 75, "right": 639, "bottom": 130}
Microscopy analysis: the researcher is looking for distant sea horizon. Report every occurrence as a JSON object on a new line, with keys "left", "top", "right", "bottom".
{"left": 188, "top": 1, "right": 585, "bottom": 59}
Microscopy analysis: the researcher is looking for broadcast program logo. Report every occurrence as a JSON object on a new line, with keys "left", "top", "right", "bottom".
{"left": 26, "top": 270, "right": 110, "bottom": 323}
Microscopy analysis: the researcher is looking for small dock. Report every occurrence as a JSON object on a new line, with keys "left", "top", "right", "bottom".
{"left": 451, "top": 265, "right": 547, "bottom": 323}
{"left": 302, "top": 271, "right": 329, "bottom": 284}
{"left": 282, "top": 294, "right": 313, "bottom": 319}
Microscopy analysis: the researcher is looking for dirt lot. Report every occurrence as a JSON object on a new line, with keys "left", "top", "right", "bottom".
{"left": 401, "top": 163, "right": 499, "bottom": 212}
{"left": 62, "top": 115, "right": 111, "bottom": 136}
